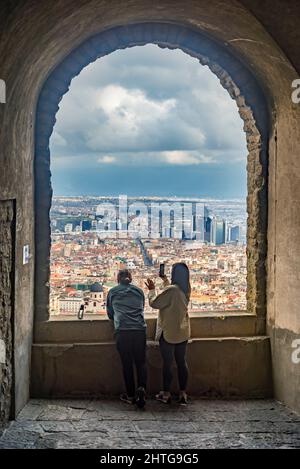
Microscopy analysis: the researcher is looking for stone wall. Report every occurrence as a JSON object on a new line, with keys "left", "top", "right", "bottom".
{"left": 0, "top": 201, "right": 14, "bottom": 421}
{"left": 267, "top": 103, "right": 300, "bottom": 414}
{"left": 31, "top": 315, "right": 272, "bottom": 398}
{"left": 31, "top": 336, "right": 272, "bottom": 399}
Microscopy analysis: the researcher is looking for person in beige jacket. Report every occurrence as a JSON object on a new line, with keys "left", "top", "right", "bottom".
{"left": 145, "top": 263, "right": 191, "bottom": 405}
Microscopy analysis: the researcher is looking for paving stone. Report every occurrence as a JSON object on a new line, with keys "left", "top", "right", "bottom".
{"left": 17, "top": 421, "right": 45, "bottom": 433}
{"left": 0, "top": 428, "right": 41, "bottom": 449}
{"left": 37, "top": 404, "right": 85, "bottom": 421}
{"left": 1, "top": 399, "right": 300, "bottom": 449}
{"left": 17, "top": 402, "right": 44, "bottom": 421}
{"left": 80, "top": 409, "right": 106, "bottom": 420}
{"left": 129, "top": 411, "right": 157, "bottom": 421}
{"left": 73, "top": 418, "right": 137, "bottom": 434}
{"left": 51, "top": 399, "right": 91, "bottom": 409}
{"left": 135, "top": 420, "right": 197, "bottom": 433}
{"left": 193, "top": 420, "right": 300, "bottom": 434}
{"left": 151, "top": 411, "right": 190, "bottom": 421}
{"left": 41, "top": 421, "right": 76, "bottom": 433}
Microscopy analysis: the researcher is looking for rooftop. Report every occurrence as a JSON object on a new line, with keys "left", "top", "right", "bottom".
{"left": 90, "top": 282, "right": 104, "bottom": 293}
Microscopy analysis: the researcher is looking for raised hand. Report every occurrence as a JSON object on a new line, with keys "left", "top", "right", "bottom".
{"left": 145, "top": 278, "right": 155, "bottom": 290}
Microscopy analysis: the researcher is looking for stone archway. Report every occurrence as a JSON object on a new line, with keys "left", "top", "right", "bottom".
{"left": 2, "top": 0, "right": 300, "bottom": 420}
{"left": 34, "top": 22, "right": 270, "bottom": 331}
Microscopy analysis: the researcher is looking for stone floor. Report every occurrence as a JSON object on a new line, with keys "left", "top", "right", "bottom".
{"left": 0, "top": 399, "right": 300, "bottom": 449}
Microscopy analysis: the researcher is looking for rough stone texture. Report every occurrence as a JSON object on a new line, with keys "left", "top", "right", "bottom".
{"left": 35, "top": 313, "right": 260, "bottom": 343}
{"left": 31, "top": 315, "right": 273, "bottom": 398}
{"left": 31, "top": 337, "right": 272, "bottom": 399}
{"left": 1, "top": 399, "right": 300, "bottom": 449}
{"left": 0, "top": 0, "right": 300, "bottom": 419}
{"left": 239, "top": 0, "right": 300, "bottom": 75}
{"left": 196, "top": 59, "right": 268, "bottom": 329}
{"left": 0, "top": 201, "right": 14, "bottom": 422}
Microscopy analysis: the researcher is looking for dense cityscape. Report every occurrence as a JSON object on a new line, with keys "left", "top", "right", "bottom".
{"left": 49, "top": 196, "right": 247, "bottom": 318}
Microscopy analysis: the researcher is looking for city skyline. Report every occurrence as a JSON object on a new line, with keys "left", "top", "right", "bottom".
{"left": 51, "top": 194, "right": 246, "bottom": 200}
{"left": 49, "top": 195, "right": 247, "bottom": 317}
{"left": 50, "top": 195, "right": 247, "bottom": 241}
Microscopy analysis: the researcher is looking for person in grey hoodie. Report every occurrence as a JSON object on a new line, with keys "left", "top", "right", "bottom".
{"left": 107, "top": 269, "right": 147, "bottom": 408}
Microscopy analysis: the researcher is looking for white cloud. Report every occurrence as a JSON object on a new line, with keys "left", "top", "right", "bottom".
{"left": 50, "top": 44, "right": 247, "bottom": 166}
{"left": 86, "top": 85, "right": 177, "bottom": 152}
{"left": 93, "top": 150, "right": 216, "bottom": 167}
{"left": 161, "top": 151, "right": 215, "bottom": 165}
{"left": 98, "top": 155, "right": 117, "bottom": 164}
{"left": 51, "top": 131, "right": 67, "bottom": 147}
{"left": 96, "top": 84, "right": 175, "bottom": 116}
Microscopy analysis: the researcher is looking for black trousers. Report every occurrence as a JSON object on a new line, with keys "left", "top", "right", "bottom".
{"left": 159, "top": 334, "right": 189, "bottom": 392}
{"left": 116, "top": 330, "right": 147, "bottom": 397}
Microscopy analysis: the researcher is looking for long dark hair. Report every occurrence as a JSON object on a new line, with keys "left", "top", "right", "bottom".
{"left": 171, "top": 263, "right": 191, "bottom": 301}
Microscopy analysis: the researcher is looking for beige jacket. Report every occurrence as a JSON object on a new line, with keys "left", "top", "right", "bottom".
{"left": 148, "top": 279, "right": 190, "bottom": 344}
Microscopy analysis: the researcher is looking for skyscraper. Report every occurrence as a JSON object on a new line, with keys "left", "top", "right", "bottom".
{"left": 229, "top": 225, "right": 240, "bottom": 242}
{"left": 211, "top": 218, "right": 226, "bottom": 245}
{"left": 81, "top": 220, "right": 92, "bottom": 232}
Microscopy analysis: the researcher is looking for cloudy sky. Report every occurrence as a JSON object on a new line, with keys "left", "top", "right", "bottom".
{"left": 50, "top": 44, "right": 247, "bottom": 198}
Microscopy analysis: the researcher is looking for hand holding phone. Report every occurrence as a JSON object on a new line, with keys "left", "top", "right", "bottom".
{"left": 159, "top": 263, "right": 165, "bottom": 278}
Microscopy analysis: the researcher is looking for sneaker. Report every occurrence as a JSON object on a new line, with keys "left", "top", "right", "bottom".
{"left": 120, "top": 393, "right": 135, "bottom": 405}
{"left": 136, "top": 387, "right": 146, "bottom": 409}
{"left": 156, "top": 392, "right": 172, "bottom": 404}
{"left": 177, "top": 395, "right": 188, "bottom": 406}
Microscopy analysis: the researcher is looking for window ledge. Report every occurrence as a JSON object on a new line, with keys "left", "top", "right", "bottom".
{"left": 35, "top": 312, "right": 262, "bottom": 344}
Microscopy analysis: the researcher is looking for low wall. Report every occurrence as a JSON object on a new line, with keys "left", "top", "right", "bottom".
{"left": 34, "top": 313, "right": 260, "bottom": 343}
{"left": 31, "top": 316, "right": 272, "bottom": 399}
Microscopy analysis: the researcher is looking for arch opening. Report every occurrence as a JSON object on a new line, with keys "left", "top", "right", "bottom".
{"left": 49, "top": 44, "right": 248, "bottom": 318}
{"left": 34, "top": 22, "right": 270, "bottom": 330}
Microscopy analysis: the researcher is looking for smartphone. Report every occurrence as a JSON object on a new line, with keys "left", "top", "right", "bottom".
{"left": 159, "top": 263, "right": 165, "bottom": 277}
